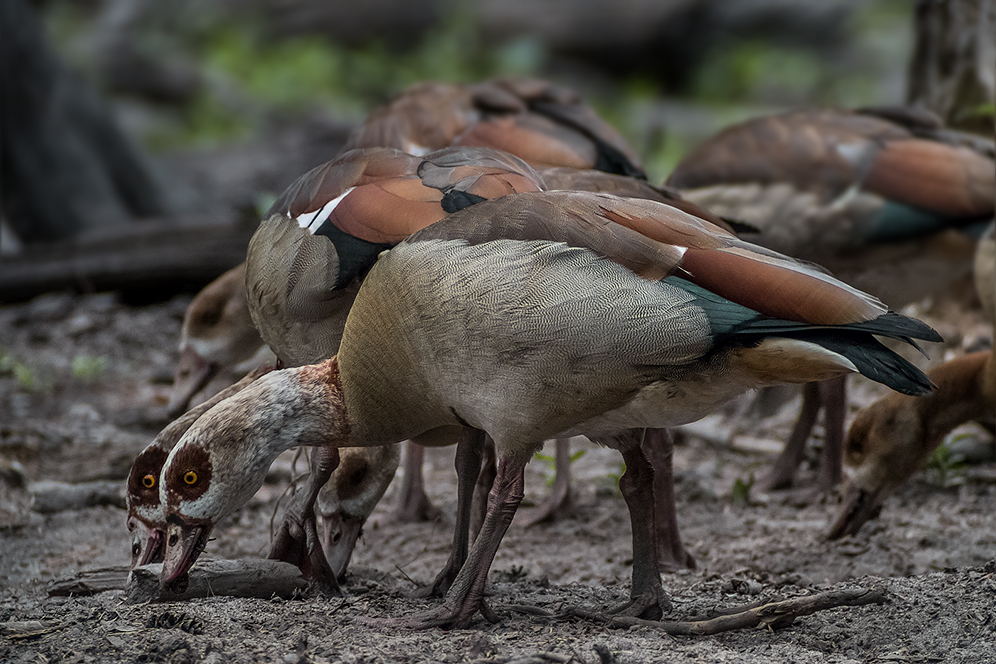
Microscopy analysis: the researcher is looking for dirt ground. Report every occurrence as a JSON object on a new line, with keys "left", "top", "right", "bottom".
{"left": 1, "top": 288, "right": 994, "bottom": 663}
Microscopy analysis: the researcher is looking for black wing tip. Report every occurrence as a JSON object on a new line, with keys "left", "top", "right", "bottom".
{"left": 867, "top": 311, "right": 943, "bottom": 344}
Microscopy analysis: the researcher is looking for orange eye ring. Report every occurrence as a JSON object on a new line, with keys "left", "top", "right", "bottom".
{"left": 183, "top": 471, "right": 198, "bottom": 485}
{"left": 142, "top": 474, "right": 156, "bottom": 489}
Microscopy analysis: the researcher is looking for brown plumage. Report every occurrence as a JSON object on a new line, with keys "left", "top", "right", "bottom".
{"left": 160, "top": 189, "right": 939, "bottom": 628}
{"left": 668, "top": 106, "right": 995, "bottom": 494}
{"left": 247, "top": 146, "right": 547, "bottom": 368}
{"left": 343, "top": 77, "right": 645, "bottom": 178}
{"left": 830, "top": 222, "right": 996, "bottom": 538}
{"left": 168, "top": 264, "right": 275, "bottom": 417}
{"left": 667, "top": 106, "right": 994, "bottom": 301}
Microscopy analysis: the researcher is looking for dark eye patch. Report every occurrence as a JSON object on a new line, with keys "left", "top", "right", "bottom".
{"left": 164, "top": 445, "right": 213, "bottom": 506}
{"left": 128, "top": 447, "right": 169, "bottom": 507}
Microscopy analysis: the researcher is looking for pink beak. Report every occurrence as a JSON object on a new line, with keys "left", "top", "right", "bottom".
{"left": 160, "top": 518, "right": 211, "bottom": 589}
{"left": 167, "top": 347, "right": 219, "bottom": 417}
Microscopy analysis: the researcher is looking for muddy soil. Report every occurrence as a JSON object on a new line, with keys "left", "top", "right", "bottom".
{"left": 1, "top": 289, "right": 994, "bottom": 663}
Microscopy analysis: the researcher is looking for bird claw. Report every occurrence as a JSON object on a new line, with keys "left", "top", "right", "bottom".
{"left": 269, "top": 510, "right": 341, "bottom": 595}
{"left": 608, "top": 587, "right": 670, "bottom": 621}
{"left": 364, "top": 597, "right": 488, "bottom": 630}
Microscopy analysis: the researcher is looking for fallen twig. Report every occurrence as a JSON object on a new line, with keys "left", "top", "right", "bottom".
{"left": 126, "top": 559, "right": 311, "bottom": 603}
{"left": 48, "top": 566, "right": 131, "bottom": 597}
{"left": 608, "top": 587, "right": 888, "bottom": 635}
{"left": 505, "top": 653, "right": 578, "bottom": 664}
{"left": 0, "top": 619, "right": 64, "bottom": 640}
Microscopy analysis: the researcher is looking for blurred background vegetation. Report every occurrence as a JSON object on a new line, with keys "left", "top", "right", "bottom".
{"left": 41, "top": 0, "right": 914, "bottom": 183}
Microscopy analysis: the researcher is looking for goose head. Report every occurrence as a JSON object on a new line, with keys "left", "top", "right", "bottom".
{"left": 828, "top": 395, "right": 925, "bottom": 539}
{"left": 159, "top": 361, "right": 347, "bottom": 586}
{"left": 829, "top": 348, "right": 994, "bottom": 539}
{"left": 169, "top": 263, "right": 265, "bottom": 417}
{"left": 317, "top": 444, "right": 401, "bottom": 579}
{"left": 126, "top": 443, "right": 170, "bottom": 567}
{"left": 128, "top": 362, "right": 275, "bottom": 568}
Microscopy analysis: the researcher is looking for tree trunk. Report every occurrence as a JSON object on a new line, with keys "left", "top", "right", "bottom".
{"left": 0, "top": 0, "right": 185, "bottom": 244}
{"left": 907, "top": 0, "right": 996, "bottom": 135}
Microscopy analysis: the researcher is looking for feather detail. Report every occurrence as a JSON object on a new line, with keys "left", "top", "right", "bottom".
{"left": 864, "top": 139, "right": 995, "bottom": 218}
{"left": 733, "top": 338, "right": 858, "bottom": 384}
{"left": 678, "top": 245, "right": 885, "bottom": 325}
{"left": 342, "top": 76, "right": 644, "bottom": 177}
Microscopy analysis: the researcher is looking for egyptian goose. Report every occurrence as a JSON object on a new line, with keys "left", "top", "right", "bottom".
{"left": 315, "top": 443, "right": 400, "bottom": 580}
{"left": 667, "top": 106, "right": 995, "bottom": 494}
{"left": 167, "top": 263, "right": 276, "bottom": 417}
{"left": 251, "top": 149, "right": 717, "bottom": 585}
{"left": 127, "top": 363, "right": 275, "bottom": 567}
{"left": 343, "top": 77, "right": 645, "bottom": 177}
{"left": 159, "top": 189, "right": 938, "bottom": 627}
{"left": 344, "top": 76, "right": 648, "bottom": 525}
{"left": 245, "top": 145, "right": 545, "bottom": 587}
{"left": 829, "top": 221, "right": 995, "bottom": 537}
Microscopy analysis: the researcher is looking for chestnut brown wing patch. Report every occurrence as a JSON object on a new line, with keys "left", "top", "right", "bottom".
{"left": 457, "top": 115, "right": 596, "bottom": 170}
{"left": 865, "top": 139, "right": 995, "bottom": 218}
{"left": 164, "top": 445, "right": 213, "bottom": 507}
{"left": 267, "top": 148, "right": 422, "bottom": 220}
{"left": 677, "top": 247, "right": 880, "bottom": 326}
{"left": 325, "top": 180, "right": 446, "bottom": 243}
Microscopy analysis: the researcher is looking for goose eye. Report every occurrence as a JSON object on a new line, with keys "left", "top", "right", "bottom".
{"left": 142, "top": 474, "right": 156, "bottom": 489}
{"left": 183, "top": 471, "right": 198, "bottom": 485}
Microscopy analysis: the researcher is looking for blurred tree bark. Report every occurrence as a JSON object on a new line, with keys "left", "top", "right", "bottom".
{"left": 0, "top": 0, "right": 180, "bottom": 244}
{"left": 907, "top": 0, "right": 996, "bottom": 136}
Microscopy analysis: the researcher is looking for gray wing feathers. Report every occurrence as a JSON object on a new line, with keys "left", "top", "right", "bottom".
{"left": 381, "top": 238, "right": 712, "bottom": 370}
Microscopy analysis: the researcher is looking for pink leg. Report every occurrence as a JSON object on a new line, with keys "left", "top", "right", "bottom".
{"left": 615, "top": 438, "right": 671, "bottom": 618}
{"left": 469, "top": 436, "right": 496, "bottom": 544}
{"left": 381, "top": 452, "right": 529, "bottom": 629}
{"left": 757, "top": 381, "right": 822, "bottom": 492}
{"left": 641, "top": 428, "right": 695, "bottom": 572}
{"left": 515, "top": 438, "right": 574, "bottom": 527}
{"left": 815, "top": 376, "right": 846, "bottom": 493}
{"left": 392, "top": 441, "right": 441, "bottom": 523}
{"left": 268, "top": 446, "right": 340, "bottom": 593}
{"left": 415, "top": 429, "right": 485, "bottom": 598}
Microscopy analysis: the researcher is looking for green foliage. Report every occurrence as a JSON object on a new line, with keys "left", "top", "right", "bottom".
{"left": 601, "top": 460, "right": 626, "bottom": 496}
{"left": 532, "top": 447, "right": 586, "bottom": 486}
{"left": 926, "top": 437, "right": 968, "bottom": 488}
{"left": 72, "top": 355, "right": 107, "bottom": 380}
{"left": 148, "top": 12, "right": 545, "bottom": 148}
{"left": 691, "top": 40, "right": 876, "bottom": 107}
{"left": 1, "top": 350, "right": 43, "bottom": 391}
{"left": 731, "top": 472, "right": 755, "bottom": 507}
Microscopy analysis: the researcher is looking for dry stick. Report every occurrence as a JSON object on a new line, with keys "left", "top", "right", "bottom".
{"left": 608, "top": 587, "right": 888, "bottom": 635}
{"left": 126, "top": 560, "right": 310, "bottom": 603}
{"left": 48, "top": 566, "right": 132, "bottom": 597}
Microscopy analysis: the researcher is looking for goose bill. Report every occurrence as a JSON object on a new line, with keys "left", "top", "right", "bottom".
{"left": 828, "top": 483, "right": 883, "bottom": 539}
{"left": 160, "top": 519, "right": 212, "bottom": 586}
{"left": 320, "top": 511, "right": 364, "bottom": 580}
{"left": 168, "top": 347, "right": 219, "bottom": 417}
{"left": 128, "top": 517, "right": 167, "bottom": 568}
